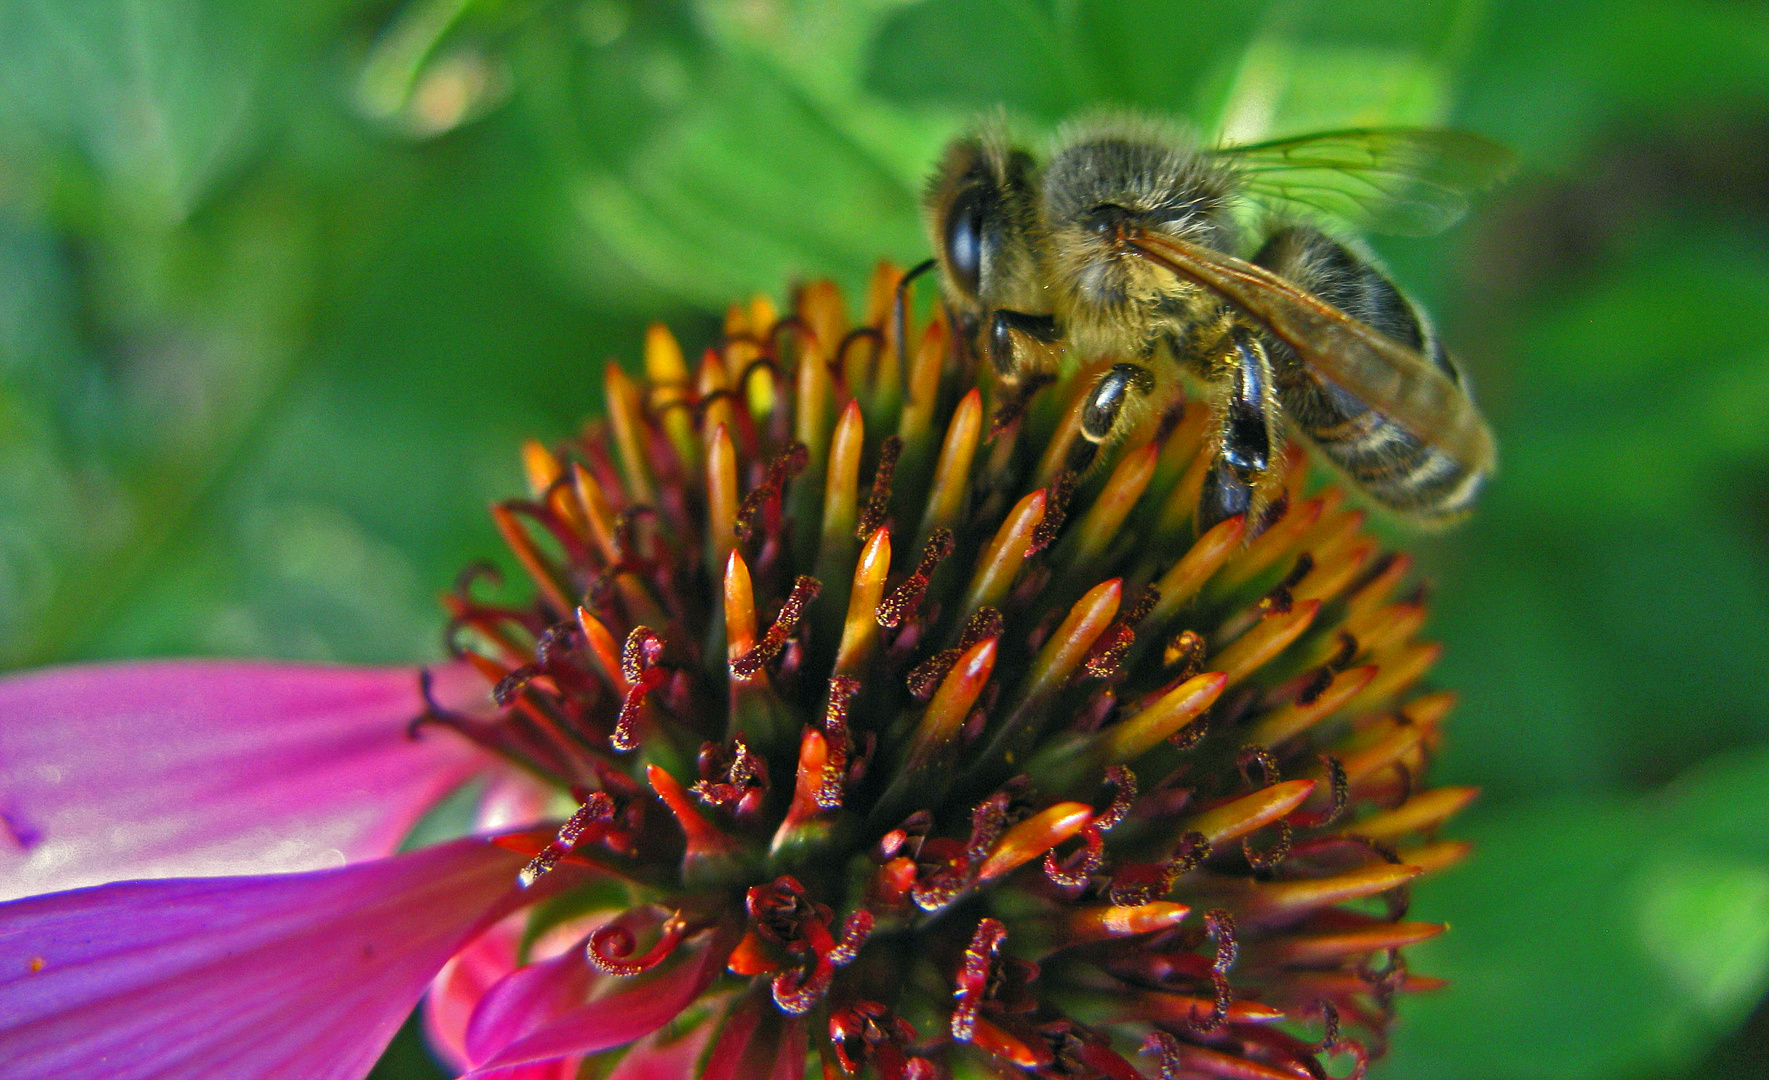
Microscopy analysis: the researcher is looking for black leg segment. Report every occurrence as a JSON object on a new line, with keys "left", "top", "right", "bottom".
{"left": 1218, "top": 326, "right": 1274, "bottom": 485}
{"left": 1080, "top": 362, "right": 1156, "bottom": 444}
{"left": 986, "top": 310, "right": 1061, "bottom": 379}
{"left": 1198, "top": 457, "right": 1254, "bottom": 535}
{"left": 1196, "top": 326, "right": 1277, "bottom": 536}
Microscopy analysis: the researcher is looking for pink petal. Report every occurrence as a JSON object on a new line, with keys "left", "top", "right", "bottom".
{"left": 426, "top": 916, "right": 526, "bottom": 1071}
{"left": 603, "top": 1009, "right": 721, "bottom": 1080}
{"left": 703, "top": 995, "right": 805, "bottom": 1080}
{"left": 0, "top": 660, "right": 494, "bottom": 899}
{"left": 0, "top": 837, "right": 526, "bottom": 1080}
{"left": 426, "top": 909, "right": 617, "bottom": 1076}
{"left": 459, "top": 1062, "right": 579, "bottom": 1080}
{"left": 770, "top": 1017, "right": 807, "bottom": 1080}
{"left": 703, "top": 996, "right": 767, "bottom": 1080}
{"left": 463, "top": 932, "right": 602, "bottom": 1064}
{"left": 470, "top": 924, "right": 741, "bottom": 1074}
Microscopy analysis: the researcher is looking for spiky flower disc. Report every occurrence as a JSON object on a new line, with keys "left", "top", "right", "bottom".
{"left": 427, "top": 265, "right": 1473, "bottom": 1079}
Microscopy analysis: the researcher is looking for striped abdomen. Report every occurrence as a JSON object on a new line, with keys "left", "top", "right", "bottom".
{"left": 1253, "top": 225, "right": 1489, "bottom": 522}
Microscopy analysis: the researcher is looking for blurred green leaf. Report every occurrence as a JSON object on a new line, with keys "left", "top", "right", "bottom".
{"left": 1426, "top": 210, "right": 1769, "bottom": 804}
{"left": 567, "top": 54, "right": 926, "bottom": 306}
{"left": 1636, "top": 852, "right": 1769, "bottom": 1021}
{"left": 1202, "top": 0, "right": 1482, "bottom": 140}
{"left": 1657, "top": 746, "right": 1769, "bottom": 864}
{"left": 1431, "top": 507, "right": 1769, "bottom": 800}
{"left": 502, "top": 0, "right": 707, "bottom": 174}
{"left": 1459, "top": 0, "right": 1769, "bottom": 167}
{"left": 865, "top": 0, "right": 1084, "bottom": 120}
{"left": 0, "top": 180, "right": 319, "bottom": 666}
{"left": 0, "top": 0, "right": 336, "bottom": 224}
{"left": 1490, "top": 227, "right": 1769, "bottom": 515}
{"left": 866, "top": 0, "right": 1480, "bottom": 138}
{"left": 64, "top": 117, "right": 655, "bottom": 665}
{"left": 1393, "top": 747, "right": 1769, "bottom": 1079}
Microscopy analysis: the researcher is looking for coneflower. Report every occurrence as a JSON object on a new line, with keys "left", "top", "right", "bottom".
{"left": 412, "top": 264, "right": 1473, "bottom": 1080}
{"left": 0, "top": 262, "right": 1470, "bottom": 1080}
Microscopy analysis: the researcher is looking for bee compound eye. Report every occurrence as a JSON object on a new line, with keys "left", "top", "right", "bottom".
{"left": 943, "top": 185, "right": 988, "bottom": 299}
{"left": 1087, "top": 203, "right": 1131, "bottom": 239}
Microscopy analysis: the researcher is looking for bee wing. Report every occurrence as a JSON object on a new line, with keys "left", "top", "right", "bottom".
{"left": 1130, "top": 231, "right": 1495, "bottom": 471}
{"left": 1219, "top": 128, "right": 1518, "bottom": 237}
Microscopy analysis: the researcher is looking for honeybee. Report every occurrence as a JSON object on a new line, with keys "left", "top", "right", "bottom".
{"left": 924, "top": 115, "right": 1513, "bottom": 531}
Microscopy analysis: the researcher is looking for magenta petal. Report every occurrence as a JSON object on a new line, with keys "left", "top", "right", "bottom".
{"left": 463, "top": 932, "right": 602, "bottom": 1064}
{"left": 0, "top": 838, "right": 525, "bottom": 1080}
{"left": 702, "top": 996, "right": 767, "bottom": 1080}
{"left": 471, "top": 925, "right": 741, "bottom": 1074}
{"left": 702, "top": 995, "right": 804, "bottom": 1080}
{"left": 603, "top": 1012, "right": 720, "bottom": 1080}
{"left": 770, "top": 1018, "right": 807, "bottom": 1080}
{"left": 459, "top": 1063, "right": 579, "bottom": 1080}
{"left": 426, "top": 916, "right": 526, "bottom": 1070}
{"left": 0, "top": 660, "right": 493, "bottom": 899}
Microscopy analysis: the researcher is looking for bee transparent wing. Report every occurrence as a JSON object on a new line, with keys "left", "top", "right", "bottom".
{"left": 1219, "top": 128, "right": 1518, "bottom": 237}
{"left": 1129, "top": 232, "right": 1496, "bottom": 472}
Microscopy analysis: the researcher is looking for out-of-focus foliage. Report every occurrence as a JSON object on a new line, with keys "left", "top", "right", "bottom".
{"left": 1, "top": 1, "right": 1765, "bottom": 1077}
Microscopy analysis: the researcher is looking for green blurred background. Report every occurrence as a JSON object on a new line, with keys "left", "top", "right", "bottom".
{"left": 3, "top": 0, "right": 1766, "bottom": 1077}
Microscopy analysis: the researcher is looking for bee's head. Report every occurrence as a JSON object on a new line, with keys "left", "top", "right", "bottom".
{"left": 923, "top": 126, "right": 1048, "bottom": 337}
{"left": 1040, "top": 120, "right": 1239, "bottom": 351}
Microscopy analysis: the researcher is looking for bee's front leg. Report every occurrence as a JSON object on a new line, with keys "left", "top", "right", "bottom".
{"left": 985, "top": 310, "right": 1063, "bottom": 434}
{"left": 985, "top": 310, "right": 1061, "bottom": 378}
{"left": 1070, "top": 360, "right": 1157, "bottom": 472}
{"left": 1199, "top": 325, "right": 1280, "bottom": 535}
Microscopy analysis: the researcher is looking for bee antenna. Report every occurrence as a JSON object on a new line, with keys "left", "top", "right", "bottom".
{"left": 895, "top": 258, "right": 938, "bottom": 401}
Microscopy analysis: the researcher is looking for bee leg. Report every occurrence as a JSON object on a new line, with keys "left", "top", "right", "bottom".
{"left": 986, "top": 310, "right": 1060, "bottom": 379}
{"left": 1198, "top": 327, "right": 1279, "bottom": 535}
{"left": 987, "top": 310, "right": 1062, "bottom": 435}
{"left": 1199, "top": 458, "right": 1254, "bottom": 533}
{"left": 894, "top": 257, "right": 938, "bottom": 388}
{"left": 1070, "top": 361, "right": 1157, "bottom": 472}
